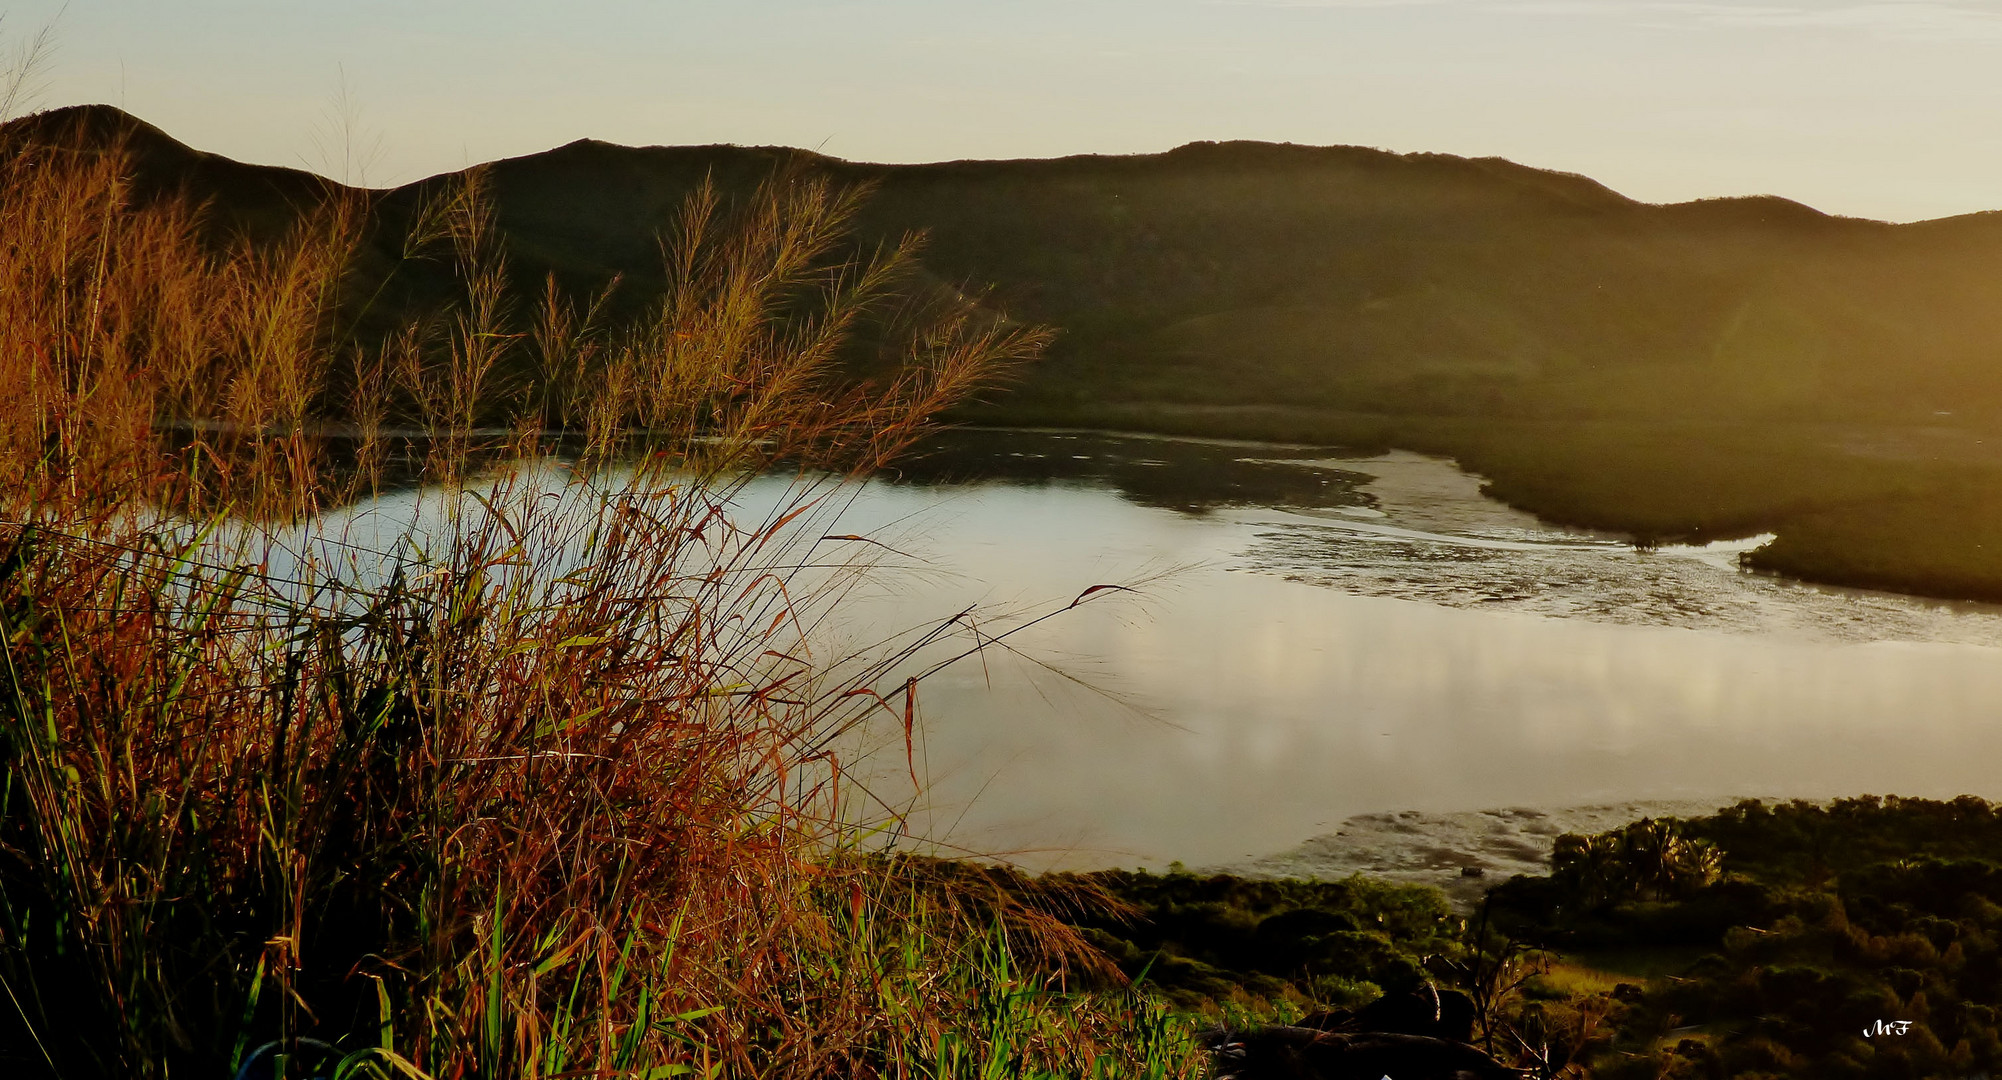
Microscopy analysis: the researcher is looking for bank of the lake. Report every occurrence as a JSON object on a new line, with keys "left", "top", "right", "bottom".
{"left": 1216, "top": 799, "right": 1765, "bottom": 912}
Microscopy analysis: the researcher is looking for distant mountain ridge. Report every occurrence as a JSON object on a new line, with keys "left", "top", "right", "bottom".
{"left": 434, "top": 110, "right": 2002, "bottom": 430}
{"left": 23, "top": 103, "right": 1993, "bottom": 431}
{"left": 16, "top": 104, "right": 2002, "bottom": 602}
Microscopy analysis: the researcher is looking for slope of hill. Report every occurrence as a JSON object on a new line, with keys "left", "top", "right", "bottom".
{"left": 14, "top": 104, "right": 2002, "bottom": 601}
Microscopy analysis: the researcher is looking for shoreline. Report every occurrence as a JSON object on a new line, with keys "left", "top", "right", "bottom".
{"left": 1211, "top": 798, "right": 1784, "bottom": 911}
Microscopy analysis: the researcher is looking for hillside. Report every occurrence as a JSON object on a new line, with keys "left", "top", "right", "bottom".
{"left": 14, "top": 104, "right": 2002, "bottom": 601}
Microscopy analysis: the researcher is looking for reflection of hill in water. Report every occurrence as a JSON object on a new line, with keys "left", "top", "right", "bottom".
{"left": 888, "top": 429, "right": 1376, "bottom": 514}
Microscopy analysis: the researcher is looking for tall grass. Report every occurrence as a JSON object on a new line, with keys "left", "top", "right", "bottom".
{"left": 0, "top": 107, "right": 1208, "bottom": 1079}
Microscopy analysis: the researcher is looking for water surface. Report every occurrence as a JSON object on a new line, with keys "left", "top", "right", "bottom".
{"left": 298, "top": 429, "right": 2002, "bottom": 871}
{"left": 823, "top": 430, "right": 2002, "bottom": 868}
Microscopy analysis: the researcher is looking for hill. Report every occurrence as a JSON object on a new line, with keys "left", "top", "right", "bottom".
{"left": 14, "top": 104, "right": 2002, "bottom": 601}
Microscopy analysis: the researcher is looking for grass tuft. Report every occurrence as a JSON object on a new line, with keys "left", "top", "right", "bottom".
{"left": 0, "top": 107, "right": 1221, "bottom": 1080}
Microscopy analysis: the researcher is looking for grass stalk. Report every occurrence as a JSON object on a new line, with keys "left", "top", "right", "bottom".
{"left": 0, "top": 105, "right": 1228, "bottom": 1080}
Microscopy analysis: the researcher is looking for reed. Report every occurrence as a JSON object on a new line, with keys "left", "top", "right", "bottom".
{"left": 0, "top": 106, "right": 1209, "bottom": 1079}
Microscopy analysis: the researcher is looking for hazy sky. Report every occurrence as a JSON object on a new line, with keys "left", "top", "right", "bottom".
{"left": 8, "top": 0, "right": 2001, "bottom": 221}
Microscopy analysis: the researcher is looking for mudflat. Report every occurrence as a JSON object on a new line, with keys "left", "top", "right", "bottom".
{"left": 1219, "top": 799, "right": 1776, "bottom": 910}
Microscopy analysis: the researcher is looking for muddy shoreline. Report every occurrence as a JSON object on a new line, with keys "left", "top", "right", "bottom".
{"left": 1213, "top": 799, "right": 1784, "bottom": 910}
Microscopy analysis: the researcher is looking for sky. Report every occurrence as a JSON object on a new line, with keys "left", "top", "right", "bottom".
{"left": 6, "top": 0, "right": 2001, "bottom": 222}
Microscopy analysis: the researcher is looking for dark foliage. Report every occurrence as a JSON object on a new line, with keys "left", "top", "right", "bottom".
{"left": 1052, "top": 869, "right": 1464, "bottom": 1010}
{"left": 1493, "top": 796, "right": 2002, "bottom": 1079}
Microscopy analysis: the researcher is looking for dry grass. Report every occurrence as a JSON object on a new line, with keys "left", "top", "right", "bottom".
{"left": 0, "top": 105, "right": 1206, "bottom": 1080}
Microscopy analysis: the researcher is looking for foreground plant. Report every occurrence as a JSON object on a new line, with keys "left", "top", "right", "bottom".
{"left": 0, "top": 107, "right": 1219, "bottom": 1079}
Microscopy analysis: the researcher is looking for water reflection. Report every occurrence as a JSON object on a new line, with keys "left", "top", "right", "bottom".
{"left": 281, "top": 430, "right": 2002, "bottom": 873}
{"left": 828, "top": 431, "right": 2002, "bottom": 869}
{"left": 886, "top": 428, "right": 1374, "bottom": 513}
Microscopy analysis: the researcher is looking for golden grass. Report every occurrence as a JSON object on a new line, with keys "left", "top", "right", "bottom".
{"left": 0, "top": 106, "right": 1218, "bottom": 1080}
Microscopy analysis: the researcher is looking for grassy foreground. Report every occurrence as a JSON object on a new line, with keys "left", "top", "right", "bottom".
{"left": 0, "top": 108, "right": 1227, "bottom": 1079}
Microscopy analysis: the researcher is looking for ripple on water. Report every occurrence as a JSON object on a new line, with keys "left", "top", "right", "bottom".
{"left": 1227, "top": 452, "right": 2002, "bottom": 648}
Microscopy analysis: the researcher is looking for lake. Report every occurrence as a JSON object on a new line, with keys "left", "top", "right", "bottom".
{"left": 306, "top": 428, "right": 2002, "bottom": 873}
{"left": 780, "top": 429, "right": 2002, "bottom": 870}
